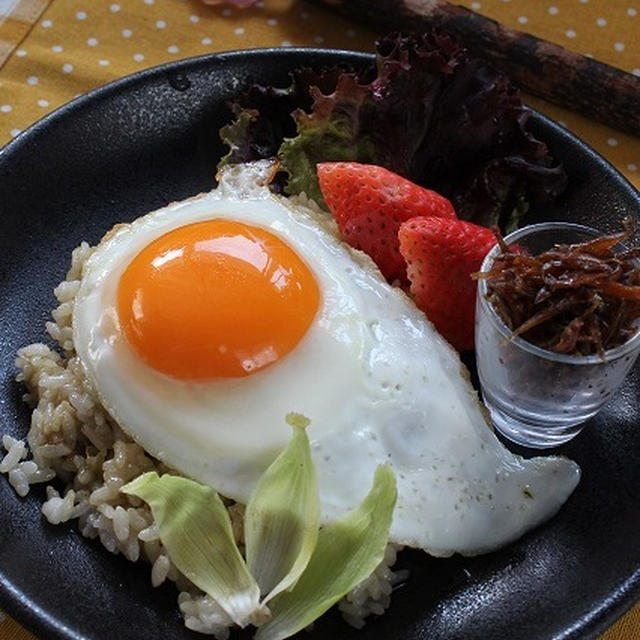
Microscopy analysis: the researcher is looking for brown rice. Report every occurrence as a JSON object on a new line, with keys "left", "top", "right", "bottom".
{"left": 0, "top": 241, "right": 407, "bottom": 636}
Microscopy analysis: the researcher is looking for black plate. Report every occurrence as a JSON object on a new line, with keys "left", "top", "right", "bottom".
{"left": 0, "top": 49, "right": 639, "bottom": 640}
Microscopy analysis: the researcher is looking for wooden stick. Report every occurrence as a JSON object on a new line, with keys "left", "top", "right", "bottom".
{"left": 308, "top": 0, "right": 640, "bottom": 137}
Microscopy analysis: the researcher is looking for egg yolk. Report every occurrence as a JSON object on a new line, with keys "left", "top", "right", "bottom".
{"left": 117, "top": 219, "right": 320, "bottom": 380}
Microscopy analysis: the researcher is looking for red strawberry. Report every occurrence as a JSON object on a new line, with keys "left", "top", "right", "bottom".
{"left": 398, "top": 217, "right": 497, "bottom": 351}
{"left": 317, "top": 162, "right": 456, "bottom": 282}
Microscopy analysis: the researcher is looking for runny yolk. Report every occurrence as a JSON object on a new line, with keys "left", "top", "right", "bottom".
{"left": 117, "top": 219, "right": 320, "bottom": 380}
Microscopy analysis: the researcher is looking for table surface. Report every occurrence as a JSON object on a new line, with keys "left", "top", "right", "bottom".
{"left": 0, "top": 0, "right": 638, "bottom": 639}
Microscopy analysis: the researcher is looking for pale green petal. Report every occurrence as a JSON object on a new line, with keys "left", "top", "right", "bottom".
{"left": 121, "top": 472, "right": 264, "bottom": 628}
{"left": 254, "top": 465, "right": 397, "bottom": 640}
{"left": 245, "top": 413, "right": 320, "bottom": 604}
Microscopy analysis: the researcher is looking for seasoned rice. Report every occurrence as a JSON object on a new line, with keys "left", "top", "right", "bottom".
{"left": 0, "top": 242, "right": 406, "bottom": 636}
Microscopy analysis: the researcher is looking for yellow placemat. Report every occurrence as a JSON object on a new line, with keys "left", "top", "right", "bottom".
{"left": 0, "top": 0, "right": 49, "bottom": 66}
{"left": 0, "top": 1, "right": 638, "bottom": 639}
{"left": 0, "top": 0, "right": 637, "bottom": 189}
{"left": 0, "top": 615, "right": 37, "bottom": 640}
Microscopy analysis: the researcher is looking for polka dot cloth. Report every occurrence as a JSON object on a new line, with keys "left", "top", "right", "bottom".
{"left": 0, "top": 0, "right": 638, "bottom": 188}
{"left": 0, "top": 0, "right": 638, "bottom": 189}
{"left": 0, "top": 1, "right": 638, "bottom": 640}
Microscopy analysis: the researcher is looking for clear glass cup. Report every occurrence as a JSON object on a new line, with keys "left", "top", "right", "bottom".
{"left": 475, "top": 222, "right": 640, "bottom": 449}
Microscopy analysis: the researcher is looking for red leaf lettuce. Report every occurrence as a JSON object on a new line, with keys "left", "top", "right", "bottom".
{"left": 219, "top": 32, "right": 567, "bottom": 231}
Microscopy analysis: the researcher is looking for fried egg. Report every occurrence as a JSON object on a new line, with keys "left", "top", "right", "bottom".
{"left": 73, "top": 161, "right": 580, "bottom": 556}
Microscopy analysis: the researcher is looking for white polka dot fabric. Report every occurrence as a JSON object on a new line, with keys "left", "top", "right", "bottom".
{"left": 0, "top": 0, "right": 637, "bottom": 187}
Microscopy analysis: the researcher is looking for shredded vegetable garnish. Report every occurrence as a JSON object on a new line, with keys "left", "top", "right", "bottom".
{"left": 476, "top": 219, "right": 640, "bottom": 356}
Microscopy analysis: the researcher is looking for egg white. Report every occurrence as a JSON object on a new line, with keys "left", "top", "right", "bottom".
{"left": 73, "top": 162, "right": 580, "bottom": 556}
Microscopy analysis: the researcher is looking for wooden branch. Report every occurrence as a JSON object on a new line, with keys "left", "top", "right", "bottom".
{"left": 308, "top": 0, "right": 640, "bottom": 137}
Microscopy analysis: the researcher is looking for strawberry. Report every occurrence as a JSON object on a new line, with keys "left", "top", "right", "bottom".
{"left": 398, "top": 217, "right": 497, "bottom": 351}
{"left": 317, "top": 162, "right": 456, "bottom": 283}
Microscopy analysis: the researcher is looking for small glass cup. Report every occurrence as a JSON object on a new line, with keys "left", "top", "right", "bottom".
{"left": 475, "top": 222, "right": 640, "bottom": 449}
